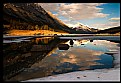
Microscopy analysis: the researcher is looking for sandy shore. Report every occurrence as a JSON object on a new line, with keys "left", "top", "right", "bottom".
{"left": 23, "top": 47, "right": 120, "bottom": 82}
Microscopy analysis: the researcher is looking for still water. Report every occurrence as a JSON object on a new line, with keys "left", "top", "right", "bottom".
{"left": 3, "top": 36, "right": 120, "bottom": 81}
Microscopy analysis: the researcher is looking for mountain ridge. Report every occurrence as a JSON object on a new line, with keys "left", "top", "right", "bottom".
{"left": 3, "top": 3, "right": 94, "bottom": 34}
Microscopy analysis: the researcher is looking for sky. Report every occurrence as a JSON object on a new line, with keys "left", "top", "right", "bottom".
{"left": 38, "top": 3, "right": 120, "bottom": 30}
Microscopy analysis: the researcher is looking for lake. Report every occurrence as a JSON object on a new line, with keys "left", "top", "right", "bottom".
{"left": 3, "top": 36, "right": 120, "bottom": 81}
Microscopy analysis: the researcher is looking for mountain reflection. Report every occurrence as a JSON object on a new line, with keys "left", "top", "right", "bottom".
{"left": 35, "top": 37, "right": 54, "bottom": 44}
{"left": 3, "top": 37, "right": 68, "bottom": 81}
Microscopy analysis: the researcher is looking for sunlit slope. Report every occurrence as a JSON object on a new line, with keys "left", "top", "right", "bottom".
{"left": 7, "top": 30, "right": 68, "bottom": 36}
{"left": 3, "top": 3, "right": 72, "bottom": 34}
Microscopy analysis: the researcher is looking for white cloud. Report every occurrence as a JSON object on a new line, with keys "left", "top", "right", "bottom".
{"left": 38, "top": 3, "right": 109, "bottom": 21}
{"left": 90, "top": 21, "right": 120, "bottom": 30}
{"left": 110, "top": 17, "right": 120, "bottom": 21}
{"left": 58, "top": 3, "right": 109, "bottom": 20}
{"left": 91, "top": 17, "right": 120, "bottom": 29}
{"left": 53, "top": 13, "right": 58, "bottom": 17}
{"left": 37, "top": 3, "right": 59, "bottom": 12}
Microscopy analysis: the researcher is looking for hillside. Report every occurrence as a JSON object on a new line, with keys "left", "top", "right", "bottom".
{"left": 3, "top": 3, "right": 67, "bottom": 33}
{"left": 3, "top": 3, "right": 89, "bottom": 34}
{"left": 96, "top": 26, "right": 120, "bottom": 34}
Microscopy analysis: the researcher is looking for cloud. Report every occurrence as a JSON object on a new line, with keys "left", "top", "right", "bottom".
{"left": 38, "top": 3, "right": 109, "bottom": 23}
{"left": 58, "top": 3, "right": 109, "bottom": 20}
{"left": 110, "top": 17, "right": 120, "bottom": 21}
{"left": 37, "top": 3, "right": 59, "bottom": 12}
{"left": 38, "top": 3, "right": 119, "bottom": 29}
{"left": 91, "top": 17, "right": 120, "bottom": 29}
{"left": 58, "top": 47, "right": 103, "bottom": 65}
{"left": 53, "top": 13, "right": 58, "bottom": 17}
{"left": 90, "top": 21, "right": 120, "bottom": 30}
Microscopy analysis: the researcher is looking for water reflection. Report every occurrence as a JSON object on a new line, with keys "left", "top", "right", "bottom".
{"left": 35, "top": 37, "right": 54, "bottom": 44}
{"left": 58, "top": 44, "right": 69, "bottom": 50}
{"left": 3, "top": 37, "right": 119, "bottom": 81}
{"left": 3, "top": 37, "right": 68, "bottom": 81}
{"left": 58, "top": 39, "right": 74, "bottom": 50}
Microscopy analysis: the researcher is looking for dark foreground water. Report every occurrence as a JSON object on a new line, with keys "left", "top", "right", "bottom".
{"left": 3, "top": 36, "right": 120, "bottom": 81}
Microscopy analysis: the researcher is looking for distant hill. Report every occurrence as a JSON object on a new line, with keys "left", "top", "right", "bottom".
{"left": 96, "top": 26, "right": 120, "bottom": 34}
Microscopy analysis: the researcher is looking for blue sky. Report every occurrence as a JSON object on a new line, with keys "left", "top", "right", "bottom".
{"left": 38, "top": 3, "right": 120, "bottom": 29}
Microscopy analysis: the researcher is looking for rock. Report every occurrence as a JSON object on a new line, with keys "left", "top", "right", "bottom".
{"left": 58, "top": 44, "right": 69, "bottom": 50}
{"left": 90, "top": 40, "right": 93, "bottom": 42}
{"left": 69, "top": 39, "right": 74, "bottom": 46}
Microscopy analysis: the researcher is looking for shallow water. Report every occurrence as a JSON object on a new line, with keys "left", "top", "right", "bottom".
{"left": 3, "top": 36, "right": 120, "bottom": 81}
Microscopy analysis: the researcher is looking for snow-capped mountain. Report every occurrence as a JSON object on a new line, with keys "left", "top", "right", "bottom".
{"left": 73, "top": 23, "right": 98, "bottom": 32}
